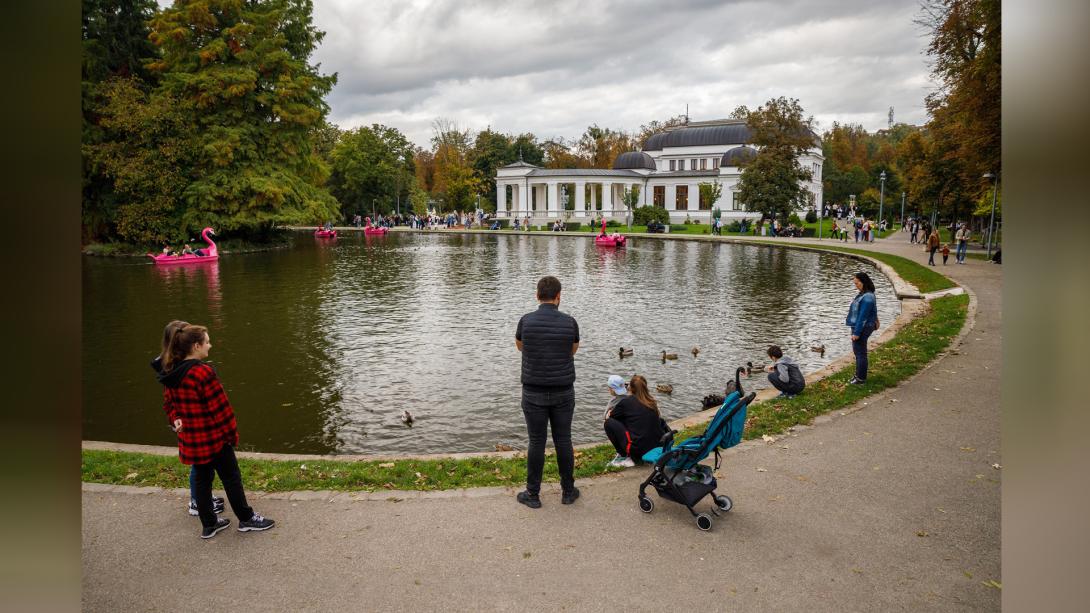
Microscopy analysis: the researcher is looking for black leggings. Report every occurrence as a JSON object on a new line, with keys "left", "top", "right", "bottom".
{"left": 192, "top": 444, "right": 254, "bottom": 528}
{"left": 604, "top": 418, "right": 653, "bottom": 460}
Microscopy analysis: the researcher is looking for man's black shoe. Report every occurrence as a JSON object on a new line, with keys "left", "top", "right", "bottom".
{"left": 200, "top": 518, "right": 231, "bottom": 539}
{"left": 561, "top": 487, "right": 580, "bottom": 505}
{"left": 516, "top": 490, "right": 541, "bottom": 508}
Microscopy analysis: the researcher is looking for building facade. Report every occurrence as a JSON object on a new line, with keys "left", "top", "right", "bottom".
{"left": 495, "top": 118, "right": 823, "bottom": 224}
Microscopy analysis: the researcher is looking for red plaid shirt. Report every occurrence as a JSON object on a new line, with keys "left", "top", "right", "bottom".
{"left": 161, "top": 363, "right": 239, "bottom": 465}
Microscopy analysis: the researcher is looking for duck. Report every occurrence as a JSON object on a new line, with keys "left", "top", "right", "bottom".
{"left": 619, "top": 347, "right": 634, "bottom": 358}
{"left": 656, "top": 383, "right": 674, "bottom": 394}
{"left": 661, "top": 351, "right": 679, "bottom": 362}
{"left": 401, "top": 410, "right": 414, "bottom": 427}
{"left": 494, "top": 443, "right": 514, "bottom": 452}
{"left": 691, "top": 346, "right": 700, "bottom": 358}
{"left": 745, "top": 361, "right": 766, "bottom": 377}
{"left": 810, "top": 343, "right": 826, "bottom": 356}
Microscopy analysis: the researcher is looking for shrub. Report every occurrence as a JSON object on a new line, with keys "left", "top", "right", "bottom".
{"left": 564, "top": 221, "right": 582, "bottom": 231}
{"left": 726, "top": 221, "right": 743, "bottom": 233}
{"left": 788, "top": 213, "right": 803, "bottom": 226}
{"left": 494, "top": 218, "right": 510, "bottom": 228}
{"left": 805, "top": 209, "right": 817, "bottom": 223}
{"left": 684, "top": 214, "right": 693, "bottom": 224}
{"left": 633, "top": 205, "right": 670, "bottom": 226}
{"left": 606, "top": 219, "right": 621, "bottom": 227}
{"left": 669, "top": 224, "right": 688, "bottom": 232}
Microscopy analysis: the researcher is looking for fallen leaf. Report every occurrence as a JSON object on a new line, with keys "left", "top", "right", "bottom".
{"left": 936, "top": 507, "right": 947, "bottom": 513}
{"left": 889, "top": 399, "right": 899, "bottom": 403}
{"left": 851, "top": 568, "right": 864, "bottom": 574}
{"left": 761, "top": 434, "right": 775, "bottom": 443}
{"left": 960, "top": 447, "right": 976, "bottom": 452}
{"left": 378, "top": 462, "right": 395, "bottom": 468}
{"left": 963, "top": 570, "right": 973, "bottom": 578}
{"left": 982, "top": 579, "right": 1002, "bottom": 590}
{"left": 124, "top": 472, "right": 138, "bottom": 480}
{"left": 756, "top": 467, "right": 767, "bottom": 472}
{"left": 522, "top": 551, "right": 532, "bottom": 559}
{"left": 917, "top": 530, "right": 929, "bottom": 537}
{"left": 991, "top": 463, "right": 1001, "bottom": 470}
{"left": 281, "top": 402, "right": 293, "bottom": 407}
{"left": 300, "top": 464, "right": 307, "bottom": 470}
{"left": 933, "top": 388, "right": 942, "bottom": 391}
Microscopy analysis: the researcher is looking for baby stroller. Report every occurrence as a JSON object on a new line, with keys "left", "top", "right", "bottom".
{"left": 638, "top": 367, "right": 755, "bottom": 530}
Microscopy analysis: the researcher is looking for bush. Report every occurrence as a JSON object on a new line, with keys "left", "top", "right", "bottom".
{"left": 684, "top": 214, "right": 693, "bottom": 224}
{"left": 669, "top": 224, "right": 688, "bottom": 232}
{"left": 633, "top": 205, "right": 670, "bottom": 226}
{"left": 494, "top": 218, "right": 510, "bottom": 228}
{"left": 805, "top": 209, "right": 817, "bottom": 223}
{"left": 564, "top": 221, "right": 581, "bottom": 231}
{"left": 726, "top": 221, "right": 743, "bottom": 233}
{"left": 606, "top": 219, "right": 621, "bottom": 228}
{"left": 788, "top": 213, "right": 803, "bottom": 226}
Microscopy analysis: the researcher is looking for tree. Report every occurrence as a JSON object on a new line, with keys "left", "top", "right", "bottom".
{"left": 636, "top": 114, "right": 687, "bottom": 148}
{"left": 144, "top": 0, "right": 341, "bottom": 233}
{"left": 430, "top": 118, "right": 479, "bottom": 211}
{"left": 408, "top": 177, "right": 430, "bottom": 216}
{"left": 577, "top": 124, "right": 634, "bottom": 169}
{"left": 698, "top": 181, "right": 722, "bottom": 211}
{"left": 734, "top": 97, "right": 815, "bottom": 222}
{"left": 329, "top": 124, "right": 414, "bottom": 218}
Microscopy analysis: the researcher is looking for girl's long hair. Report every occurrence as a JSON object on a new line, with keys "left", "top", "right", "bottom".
{"left": 627, "top": 375, "right": 660, "bottom": 417}
{"left": 159, "top": 320, "right": 189, "bottom": 362}
{"left": 162, "top": 324, "right": 208, "bottom": 373}
{"left": 853, "top": 271, "right": 876, "bottom": 294}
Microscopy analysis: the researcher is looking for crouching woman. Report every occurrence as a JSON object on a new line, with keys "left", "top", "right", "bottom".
{"left": 603, "top": 375, "right": 665, "bottom": 468}
{"left": 159, "top": 324, "right": 275, "bottom": 539}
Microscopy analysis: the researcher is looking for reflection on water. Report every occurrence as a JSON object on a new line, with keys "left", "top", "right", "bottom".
{"left": 82, "top": 233, "right": 900, "bottom": 454}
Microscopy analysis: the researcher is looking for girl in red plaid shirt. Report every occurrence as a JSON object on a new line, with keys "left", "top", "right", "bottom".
{"left": 160, "top": 324, "right": 275, "bottom": 539}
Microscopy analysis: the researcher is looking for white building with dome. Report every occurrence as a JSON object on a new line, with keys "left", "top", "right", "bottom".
{"left": 494, "top": 118, "right": 823, "bottom": 224}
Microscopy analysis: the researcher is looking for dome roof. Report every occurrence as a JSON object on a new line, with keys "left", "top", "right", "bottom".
{"left": 612, "top": 151, "right": 657, "bottom": 170}
{"left": 643, "top": 122, "right": 753, "bottom": 151}
{"left": 720, "top": 146, "right": 758, "bottom": 167}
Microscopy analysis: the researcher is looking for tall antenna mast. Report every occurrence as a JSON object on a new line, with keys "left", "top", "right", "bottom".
{"left": 685, "top": 104, "right": 689, "bottom": 124}
{"left": 888, "top": 106, "right": 894, "bottom": 128}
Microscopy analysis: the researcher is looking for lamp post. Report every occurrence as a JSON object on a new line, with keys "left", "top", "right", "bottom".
{"left": 371, "top": 198, "right": 376, "bottom": 220}
{"left": 982, "top": 172, "right": 999, "bottom": 260}
{"left": 900, "top": 191, "right": 906, "bottom": 229}
{"left": 878, "top": 170, "right": 886, "bottom": 235}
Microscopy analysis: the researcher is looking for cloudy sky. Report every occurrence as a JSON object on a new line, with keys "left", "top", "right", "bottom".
{"left": 309, "top": 0, "right": 934, "bottom": 148}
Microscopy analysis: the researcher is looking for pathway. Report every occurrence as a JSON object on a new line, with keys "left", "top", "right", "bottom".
{"left": 82, "top": 230, "right": 1001, "bottom": 612}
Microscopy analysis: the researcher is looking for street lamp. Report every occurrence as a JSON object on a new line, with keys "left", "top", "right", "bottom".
{"left": 900, "top": 191, "right": 906, "bottom": 229}
{"left": 982, "top": 172, "right": 999, "bottom": 260}
{"left": 372, "top": 198, "right": 376, "bottom": 220}
{"left": 878, "top": 170, "right": 886, "bottom": 237}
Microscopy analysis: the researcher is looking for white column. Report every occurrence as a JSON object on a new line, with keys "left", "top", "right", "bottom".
{"left": 547, "top": 182, "right": 559, "bottom": 217}
{"left": 688, "top": 182, "right": 699, "bottom": 213}
{"left": 666, "top": 184, "right": 677, "bottom": 211}
{"left": 534, "top": 184, "right": 546, "bottom": 217}
{"left": 601, "top": 182, "right": 612, "bottom": 215}
{"left": 590, "top": 184, "right": 598, "bottom": 210}
{"left": 575, "top": 181, "right": 586, "bottom": 217}
{"left": 496, "top": 183, "right": 506, "bottom": 216}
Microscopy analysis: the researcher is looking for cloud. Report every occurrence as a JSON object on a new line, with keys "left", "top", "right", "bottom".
{"left": 306, "top": 0, "right": 936, "bottom": 147}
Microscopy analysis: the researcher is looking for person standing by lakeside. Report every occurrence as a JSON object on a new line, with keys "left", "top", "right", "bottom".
{"left": 151, "top": 320, "right": 224, "bottom": 518}
{"left": 514, "top": 276, "right": 581, "bottom": 508}
{"left": 846, "top": 272, "right": 879, "bottom": 385}
{"left": 927, "top": 228, "right": 941, "bottom": 266}
{"left": 159, "top": 324, "right": 275, "bottom": 538}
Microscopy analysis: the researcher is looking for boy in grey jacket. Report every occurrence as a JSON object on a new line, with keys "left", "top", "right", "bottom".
{"left": 766, "top": 345, "right": 806, "bottom": 398}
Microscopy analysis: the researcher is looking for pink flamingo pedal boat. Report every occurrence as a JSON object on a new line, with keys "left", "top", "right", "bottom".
{"left": 594, "top": 219, "right": 626, "bottom": 247}
{"left": 363, "top": 217, "right": 388, "bottom": 236}
{"left": 147, "top": 227, "right": 219, "bottom": 264}
{"left": 314, "top": 226, "right": 337, "bottom": 238}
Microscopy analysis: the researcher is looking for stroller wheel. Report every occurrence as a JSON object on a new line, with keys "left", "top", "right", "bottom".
{"left": 638, "top": 496, "right": 654, "bottom": 513}
{"left": 696, "top": 513, "right": 713, "bottom": 531}
{"left": 714, "top": 495, "right": 733, "bottom": 512}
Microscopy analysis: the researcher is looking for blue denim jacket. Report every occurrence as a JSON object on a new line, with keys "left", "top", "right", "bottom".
{"left": 846, "top": 292, "right": 877, "bottom": 337}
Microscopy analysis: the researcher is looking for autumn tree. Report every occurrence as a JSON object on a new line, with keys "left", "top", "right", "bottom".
{"left": 329, "top": 124, "right": 415, "bottom": 218}
{"left": 734, "top": 97, "right": 815, "bottom": 222}
{"left": 577, "top": 124, "right": 635, "bottom": 169}
{"left": 430, "top": 118, "right": 479, "bottom": 211}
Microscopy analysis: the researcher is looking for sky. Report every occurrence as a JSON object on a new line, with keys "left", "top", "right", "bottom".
{"left": 169, "top": 0, "right": 939, "bottom": 148}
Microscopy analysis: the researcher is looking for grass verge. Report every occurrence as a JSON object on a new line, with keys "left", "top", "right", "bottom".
{"left": 752, "top": 242, "right": 956, "bottom": 294}
{"left": 82, "top": 252, "right": 967, "bottom": 492}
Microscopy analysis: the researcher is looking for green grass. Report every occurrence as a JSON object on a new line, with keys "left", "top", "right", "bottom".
{"left": 754, "top": 242, "right": 956, "bottom": 294}
{"left": 81, "top": 245, "right": 967, "bottom": 492}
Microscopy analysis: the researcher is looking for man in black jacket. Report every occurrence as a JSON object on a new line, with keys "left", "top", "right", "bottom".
{"left": 514, "top": 276, "right": 580, "bottom": 508}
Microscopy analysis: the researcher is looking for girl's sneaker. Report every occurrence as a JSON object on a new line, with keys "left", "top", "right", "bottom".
{"left": 238, "top": 513, "right": 275, "bottom": 532}
{"left": 607, "top": 455, "right": 635, "bottom": 468}
{"left": 200, "top": 518, "right": 231, "bottom": 539}
{"left": 188, "top": 496, "right": 226, "bottom": 516}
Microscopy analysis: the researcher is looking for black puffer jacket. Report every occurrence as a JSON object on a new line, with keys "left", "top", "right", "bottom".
{"left": 516, "top": 303, "right": 580, "bottom": 389}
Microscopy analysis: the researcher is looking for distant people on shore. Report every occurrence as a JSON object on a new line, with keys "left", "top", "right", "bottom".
{"left": 955, "top": 223, "right": 970, "bottom": 264}
{"left": 927, "top": 228, "right": 941, "bottom": 266}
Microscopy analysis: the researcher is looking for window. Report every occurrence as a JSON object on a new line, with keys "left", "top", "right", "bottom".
{"left": 653, "top": 185, "right": 665, "bottom": 207}
{"left": 691, "top": 159, "right": 698, "bottom": 171}
{"left": 732, "top": 192, "right": 744, "bottom": 211}
{"left": 700, "top": 158, "right": 707, "bottom": 170}
{"left": 669, "top": 160, "right": 676, "bottom": 171}
{"left": 676, "top": 185, "right": 688, "bottom": 210}
{"left": 678, "top": 159, "right": 685, "bottom": 171}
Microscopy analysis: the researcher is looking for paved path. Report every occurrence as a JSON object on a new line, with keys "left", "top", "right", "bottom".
{"left": 82, "top": 231, "right": 1001, "bottom": 612}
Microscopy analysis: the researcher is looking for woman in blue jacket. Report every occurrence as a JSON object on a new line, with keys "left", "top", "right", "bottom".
{"left": 846, "top": 272, "right": 879, "bottom": 384}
